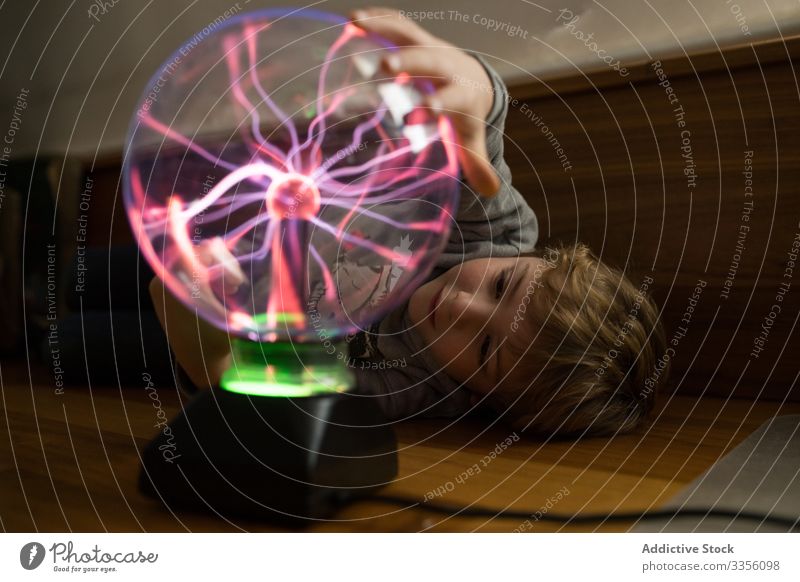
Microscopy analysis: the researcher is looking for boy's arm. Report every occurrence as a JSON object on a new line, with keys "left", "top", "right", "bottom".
{"left": 350, "top": 9, "right": 538, "bottom": 274}
{"left": 437, "top": 52, "right": 538, "bottom": 271}
{"left": 351, "top": 362, "right": 471, "bottom": 420}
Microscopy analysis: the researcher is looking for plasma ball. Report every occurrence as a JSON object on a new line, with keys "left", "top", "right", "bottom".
{"left": 266, "top": 174, "right": 321, "bottom": 221}
{"left": 123, "top": 8, "right": 461, "bottom": 342}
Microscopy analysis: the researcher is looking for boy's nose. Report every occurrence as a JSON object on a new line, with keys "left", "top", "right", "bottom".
{"left": 451, "top": 290, "right": 493, "bottom": 326}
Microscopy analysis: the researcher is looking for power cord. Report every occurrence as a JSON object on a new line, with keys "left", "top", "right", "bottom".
{"left": 372, "top": 494, "right": 799, "bottom": 530}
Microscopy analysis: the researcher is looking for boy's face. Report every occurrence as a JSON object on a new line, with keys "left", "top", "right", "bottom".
{"left": 408, "top": 256, "right": 547, "bottom": 397}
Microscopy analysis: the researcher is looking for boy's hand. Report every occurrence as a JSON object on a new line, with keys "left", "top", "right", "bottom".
{"left": 149, "top": 276, "right": 232, "bottom": 390}
{"left": 350, "top": 7, "right": 501, "bottom": 197}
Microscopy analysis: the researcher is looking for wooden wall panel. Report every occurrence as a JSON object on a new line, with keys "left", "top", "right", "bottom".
{"left": 504, "top": 37, "right": 800, "bottom": 402}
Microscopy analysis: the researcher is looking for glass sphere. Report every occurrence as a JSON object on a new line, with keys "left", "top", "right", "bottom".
{"left": 124, "top": 8, "right": 460, "bottom": 342}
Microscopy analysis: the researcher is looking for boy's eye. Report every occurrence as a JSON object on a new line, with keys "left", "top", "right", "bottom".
{"left": 495, "top": 268, "right": 509, "bottom": 300}
{"left": 479, "top": 335, "right": 491, "bottom": 366}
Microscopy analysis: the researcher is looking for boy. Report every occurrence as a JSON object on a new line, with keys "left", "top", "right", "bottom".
{"left": 150, "top": 8, "right": 668, "bottom": 439}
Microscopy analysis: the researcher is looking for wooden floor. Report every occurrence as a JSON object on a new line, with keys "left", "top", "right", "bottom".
{"left": 2, "top": 361, "right": 797, "bottom": 532}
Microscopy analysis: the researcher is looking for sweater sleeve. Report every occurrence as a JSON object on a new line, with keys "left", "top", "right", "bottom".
{"left": 350, "top": 362, "right": 472, "bottom": 421}
{"left": 432, "top": 52, "right": 539, "bottom": 276}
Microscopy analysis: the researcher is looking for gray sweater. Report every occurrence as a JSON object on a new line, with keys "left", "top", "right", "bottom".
{"left": 347, "top": 53, "right": 539, "bottom": 420}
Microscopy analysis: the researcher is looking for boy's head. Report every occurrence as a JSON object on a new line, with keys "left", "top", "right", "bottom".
{"left": 407, "top": 243, "right": 669, "bottom": 438}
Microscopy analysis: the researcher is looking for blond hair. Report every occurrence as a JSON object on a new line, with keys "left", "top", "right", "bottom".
{"left": 492, "top": 243, "right": 669, "bottom": 438}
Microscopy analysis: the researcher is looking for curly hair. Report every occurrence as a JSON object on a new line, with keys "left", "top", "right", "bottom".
{"left": 489, "top": 243, "right": 669, "bottom": 439}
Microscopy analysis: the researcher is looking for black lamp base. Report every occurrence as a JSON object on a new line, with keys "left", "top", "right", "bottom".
{"left": 138, "top": 388, "right": 397, "bottom": 524}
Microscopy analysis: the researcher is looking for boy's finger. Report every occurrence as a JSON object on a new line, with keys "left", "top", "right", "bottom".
{"left": 423, "top": 82, "right": 473, "bottom": 120}
{"left": 381, "top": 46, "right": 454, "bottom": 83}
{"left": 350, "top": 7, "right": 434, "bottom": 47}
{"left": 423, "top": 85, "right": 500, "bottom": 197}
{"left": 459, "top": 138, "right": 501, "bottom": 198}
